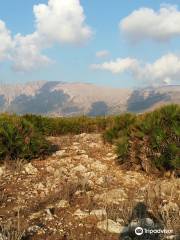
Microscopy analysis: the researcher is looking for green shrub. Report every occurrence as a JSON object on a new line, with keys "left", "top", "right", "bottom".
{"left": 104, "top": 104, "right": 180, "bottom": 171}
{"left": 103, "top": 114, "right": 136, "bottom": 143}
{"left": 0, "top": 114, "right": 51, "bottom": 161}
{"left": 23, "top": 114, "right": 112, "bottom": 136}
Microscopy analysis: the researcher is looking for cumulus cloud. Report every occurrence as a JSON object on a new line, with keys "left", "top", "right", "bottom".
{"left": 137, "top": 53, "right": 180, "bottom": 84}
{"left": 120, "top": 5, "right": 180, "bottom": 42}
{"left": 34, "top": 0, "right": 92, "bottom": 44}
{"left": 91, "top": 53, "right": 180, "bottom": 85}
{"left": 0, "top": 0, "right": 92, "bottom": 71}
{"left": 91, "top": 58, "right": 138, "bottom": 74}
{"left": 96, "top": 50, "right": 110, "bottom": 58}
{"left": 0, "top": 20, "right": 14, "bottom": 61}
{"left": 12, "top": 33, "right": 52, "bottom": 72}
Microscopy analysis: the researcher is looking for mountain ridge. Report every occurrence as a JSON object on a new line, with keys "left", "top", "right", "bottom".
{"left": 0, "top": 81, "right": 179, "bottom": 116}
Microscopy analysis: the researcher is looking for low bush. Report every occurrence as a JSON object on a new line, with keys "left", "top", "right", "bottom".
{"left": 0, "top": 114, "right": 52, "bottom": 161}
{"left": 104, "top": 104, "right": 180, "bottom": 171}
{"left": 23, "top": 114, "right": 110, "bottom": 136}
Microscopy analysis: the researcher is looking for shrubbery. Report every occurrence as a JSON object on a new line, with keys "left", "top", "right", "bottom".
{"left": 23, "top": 114, "right": 110, "bottom": 135}
{"left": 104, "top": 104, "right": 180, "bottom": 171}
{"left": 0, "top": 104, "right": 179, "bottom": 172}
{"left": 0, "top": 114, "right": 51, "bottom": 161}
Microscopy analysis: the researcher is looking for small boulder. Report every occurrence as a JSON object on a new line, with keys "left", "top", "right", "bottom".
{"left": 0, "top": 166, "right": 5, "bottom": 177}
{"left": 56, "top": 200, "right": 69, "bottom": 209}
{"left": 24, "top": 163, "right": 38, "bottom": 175}
{"left": 90, "top": 209, "right": 107, "bottom": 220}
{"left": 72, "top": 164, "right": 87, "bottom": 174}
{"left": 73, "top": 209, "right": 89, "bottom": 219}
{"left": 97, "top": 219, "right": 126, "bottom": 234}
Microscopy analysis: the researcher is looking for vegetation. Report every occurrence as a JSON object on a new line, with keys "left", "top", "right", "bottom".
{"left": 104, "top": 104, "right": 180, "bottom": 171}
{"left": 23, "top": 114, "right": 110, "bottom": 135}
{"left": 0, "top": 104, "right": 179, "bottom": 172}
{"left": 0, "top": 114, "right": 51, "bottom": 161}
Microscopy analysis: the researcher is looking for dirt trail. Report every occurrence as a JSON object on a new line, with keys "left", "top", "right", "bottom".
{"left": 0, "top": 133, "right": 179, "bottom": 239}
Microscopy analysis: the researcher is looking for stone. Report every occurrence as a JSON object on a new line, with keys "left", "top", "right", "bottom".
{"left": 73, "top": 209, "right": 89, "bottom": 219}
{"left": 0, "top": 166, "right": 5, "bottom": 177}
{"left": 77, "top": 150, "right": 86, "bottom": 155}
{"left": 94, "top": 188, "right": 127, "bottom": 204}
{"left": 29, "top": 210, "right": 43, "bottom": 220}
{"left": 46, "top": 166, "right": 55, "bottom": 173}
{"left": 53, "top": 150, "right": 66, "bottom": 157}
{"left": 72, "top": 164, "right": 87, "bottom": 174}
{"left": 96, "top": 177, "right": 105, "bottom": 185}
{"left": 24, "top": 163, "right": 38, "bottom": 175}
{"left": 56, "top": 200, "right": 69, "bottom": 209}
{"left": 35, "top": 183, "right": 45, "bottom": 190}
{"left": 89, "top": 142, "right": 101, "bottom": 148}
{"left": 91, "top": 161, "right": 107, "bottom": 172}
{"left": 97, "top": 219, "right": 126, "bottom": 234}
{"left": 90, "top": 209, "right": 107, "bottom": 220}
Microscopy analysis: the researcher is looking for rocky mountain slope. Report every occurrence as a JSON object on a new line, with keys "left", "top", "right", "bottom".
{"left": 0, "top": 81, "right": 179, "bottom": 115}
{"left": 0, "top": 133, "right": 179, "bottom": 239}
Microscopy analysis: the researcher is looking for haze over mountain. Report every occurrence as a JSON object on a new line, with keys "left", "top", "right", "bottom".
{"left": 0, "top": 81, "right": 179, "bottom": 116}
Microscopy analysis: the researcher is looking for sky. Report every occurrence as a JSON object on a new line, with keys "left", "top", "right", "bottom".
{"left": 0, "top": 0, "right": 180, "bottom": 88}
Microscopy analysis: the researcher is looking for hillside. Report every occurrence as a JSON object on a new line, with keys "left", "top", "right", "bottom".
{"left": 0, "top": 133, "right": 179, "bottom": 240}
{"left": 0, "top": 105, "right": 179, "bottom": 239}
{"left": 0, "top": 81, "right": 179, "bottom": 115}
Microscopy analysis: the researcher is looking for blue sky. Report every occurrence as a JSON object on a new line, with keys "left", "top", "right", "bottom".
{"left": 0, "top": 0, "right": 180, "bottom": 88}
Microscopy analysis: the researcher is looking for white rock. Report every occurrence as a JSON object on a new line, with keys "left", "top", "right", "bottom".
{"left": 91, "top": 161, "right": 107, "bottom": 172}
{"left": 90, "top": 209, "right": 107, "bottom": 220}
{"left": 36, "top": 183, "right": 45, "bottom": 190}
{"left": 56, "top": 200, "right": 69, "bottom": 209}
{"left": 94, "top": 188, "right": 127, "bottom": 204}
{"left": 72, "top": 164, "right": 87, "bottom": 173}
{"left": 96, "top": 177, "right": 105, "bottom": 185}
{"left": 24, "top": 163, "right": 38, "bottom": 175}
{"left": 53, "top": 150, "right": 66, "bottom": 157}
{"left": 73, "top": 209, "right": 89, "bottom": 219}
{"left": 46, "top": 166, "right": 54, "bottom": 173}
{"left": 77, "top": 150, "right": 86, "bottom": 155}
{"left": 97, "top": 219, "right": 125, "bottom": 234}
{"left": 0, "top": 166, "right": 5, "bottom": 177}
{"left": 89, "top": 143, "right": 101, "bottom": 148}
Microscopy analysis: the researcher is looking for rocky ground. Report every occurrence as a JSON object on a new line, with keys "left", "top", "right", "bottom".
{"left": 0, "top": 133, "right": 179, "bottom": 240}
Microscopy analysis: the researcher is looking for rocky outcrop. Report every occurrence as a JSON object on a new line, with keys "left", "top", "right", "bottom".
{"left": 0, "top": 133, "right": 179, "bottom": 240}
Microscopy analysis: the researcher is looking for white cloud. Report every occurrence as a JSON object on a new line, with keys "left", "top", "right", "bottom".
{"left": 0, "top": 0, "right": 92, "bottom": 72}
{"left": 96, "top": 50, "right": 110, "bottom": 58}
{"left": 12, "top": 33, "right": 52, "bottom": 72}
{"left": 33, "top": 0, "right": 92, "bottom": 44}
{"left": 0, "top": 20, "right": 14, "bottom": 61}
{"left": 91, "top": 53, "right": 180, "bottom": 85}
{"left": 91, "top": 58, "right": 138, "bottom": 74}
{"left": 120, "top": 5, "right": 180, "bottom": 42}
{"left": 137, "top": 53, "right": 180, "bottom": 84}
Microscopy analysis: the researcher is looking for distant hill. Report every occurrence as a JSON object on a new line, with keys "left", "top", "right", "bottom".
{"left": 0, "top": 81, "right": 179, "bottom": 116}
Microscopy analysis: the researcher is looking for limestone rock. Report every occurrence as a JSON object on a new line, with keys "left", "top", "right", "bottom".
{"left": 0, "top": 166, "right": 5, "bottom": 177}
{"left": 97, "top": 219, "right": 125, "bottom": 234}
{"left": 73, "top": 209, "right": 89, "bottom": 219}
{"left": 72, "top": 164, "right": 87, "bottom": 174}
{"left": 56, "top": 200, "right": 69, "bottom": 209}
{"left": 94, "top": 188, "right": 127, "bottom": 204}
{"left": 91, "top": 161, "right": 107, "bottom": 172}
{"left": 90, "top": 209, "right": 107, "bottom": 220}
{"left": 24, "top": 163, "right": 38, "bottom": 175}
{"left": 53, "top": 150, "right": 66, "bottom": 157}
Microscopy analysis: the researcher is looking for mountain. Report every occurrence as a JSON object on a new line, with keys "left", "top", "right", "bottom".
{"left": 0, "top": 81, "right": 179, "bottom": 116}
